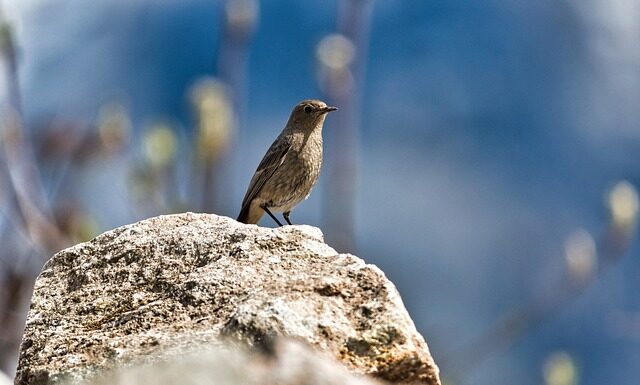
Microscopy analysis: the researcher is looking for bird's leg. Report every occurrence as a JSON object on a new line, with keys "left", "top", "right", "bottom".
{"left": 283, "top": 211, "right": 293, "bottom": 226}
{"left": 261, "top": 205, "right": 283, "bottom": 226}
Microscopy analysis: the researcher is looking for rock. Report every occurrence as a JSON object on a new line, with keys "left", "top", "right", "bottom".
{"left": 15, "top": 213, "right": 440, "bottom": 385}
{"left": 84, "top": 338, "right": 382, "bottom": 385}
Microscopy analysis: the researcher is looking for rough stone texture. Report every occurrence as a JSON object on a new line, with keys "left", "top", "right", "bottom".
{"left": 15, "top": 213, "right": 440, "bottom": 385}
{"left": 83, "top": 338, "right": 382, "bottom": 385}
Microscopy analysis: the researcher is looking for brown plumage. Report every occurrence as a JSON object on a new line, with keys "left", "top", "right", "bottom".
{"left": 237, "top": 99, "right": 337, "bottom": 226}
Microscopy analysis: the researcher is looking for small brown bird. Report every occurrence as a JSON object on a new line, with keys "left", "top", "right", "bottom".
{"left": 237, "top": 99, "right": 337, "bottom": 226}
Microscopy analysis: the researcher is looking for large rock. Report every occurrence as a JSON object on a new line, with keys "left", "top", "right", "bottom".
{"left": 15, "top": 213, "right": 440, "bottom": 385}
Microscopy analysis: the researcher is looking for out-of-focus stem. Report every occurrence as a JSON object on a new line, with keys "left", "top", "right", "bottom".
{"left": 320, "top": 0, "right": 373, "bottom": 252}
{"left": 199, "top": 0, "right": 257, "bottom": 214}
{"left": 0, "top": 18, "right": 68, "bottom": 253}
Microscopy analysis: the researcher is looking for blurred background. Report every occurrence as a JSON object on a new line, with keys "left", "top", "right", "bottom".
{"left": 1, "top": 1, "right": 639, "bottom": 384}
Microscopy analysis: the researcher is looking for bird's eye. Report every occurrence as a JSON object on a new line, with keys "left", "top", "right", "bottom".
{"left": 304, "top": 105, "right": 313, "bottom": 114}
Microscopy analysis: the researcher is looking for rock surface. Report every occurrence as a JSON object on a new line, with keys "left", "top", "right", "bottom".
{"left": 15, "top": 213, "right": 440, "bottom": 385}
{"left": 83, "top": 338, "right": 382, "bottom": 385}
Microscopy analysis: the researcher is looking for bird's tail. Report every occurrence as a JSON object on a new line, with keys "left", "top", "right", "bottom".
{"left": 237, "top": 201, "right": 263, "bottom": 224}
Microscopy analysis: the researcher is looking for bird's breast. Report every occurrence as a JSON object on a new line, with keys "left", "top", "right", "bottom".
{"left": 260, "top": 134, "right": 323, "bottom": 211}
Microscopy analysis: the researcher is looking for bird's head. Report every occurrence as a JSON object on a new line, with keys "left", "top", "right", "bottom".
{"left": 287, "top": 99, "right": 338, "bottom": 130}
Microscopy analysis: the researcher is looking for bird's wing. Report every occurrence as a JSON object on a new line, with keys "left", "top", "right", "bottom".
{"left": 240, "top": 135, "right": 292, "bottom": 208}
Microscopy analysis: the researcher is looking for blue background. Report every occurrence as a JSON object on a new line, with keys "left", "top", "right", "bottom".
{"left": 4, "top": 1, "right": 640, "bottom": 384}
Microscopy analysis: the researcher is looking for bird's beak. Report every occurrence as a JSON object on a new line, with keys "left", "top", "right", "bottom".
{"left": 321, "top": 106, "right": 338, "bottom": 114}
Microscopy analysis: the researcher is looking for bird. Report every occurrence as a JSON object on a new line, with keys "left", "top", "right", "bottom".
{"left": 237, "top": 99, "right": 337, "bottom": 226}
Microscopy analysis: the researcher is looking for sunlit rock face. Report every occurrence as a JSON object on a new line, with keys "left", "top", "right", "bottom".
{"left": 15, "top": 213, "right": 440, "bottom": 385}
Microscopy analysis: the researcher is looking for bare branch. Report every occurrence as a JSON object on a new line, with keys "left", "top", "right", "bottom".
{"left": 0, "top": 18, "right": 69, "bottom": 253}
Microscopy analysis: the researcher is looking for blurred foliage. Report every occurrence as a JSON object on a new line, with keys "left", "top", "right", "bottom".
{"left": 98, "top": 103, "right": 131, "bottom": 154}
{"left": 189, "top": 78, "right": 233, "bottom": 164}
{"left": 607, "top": 181, "right": 638, "bottom": 237}
{"left": 142, "top": 122, "right": 178, "bottom": 169}
{"left": 316, "top": 34, "right": 355, "bottom": 97}
{"left": 543, "top": 351, "right": 578, "bottom": 385}
{"left": 564, "top": 229, "right": 596, "bottom": 286}
{"left": 224, "top": 0, "right": 259, "bottom": 38}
